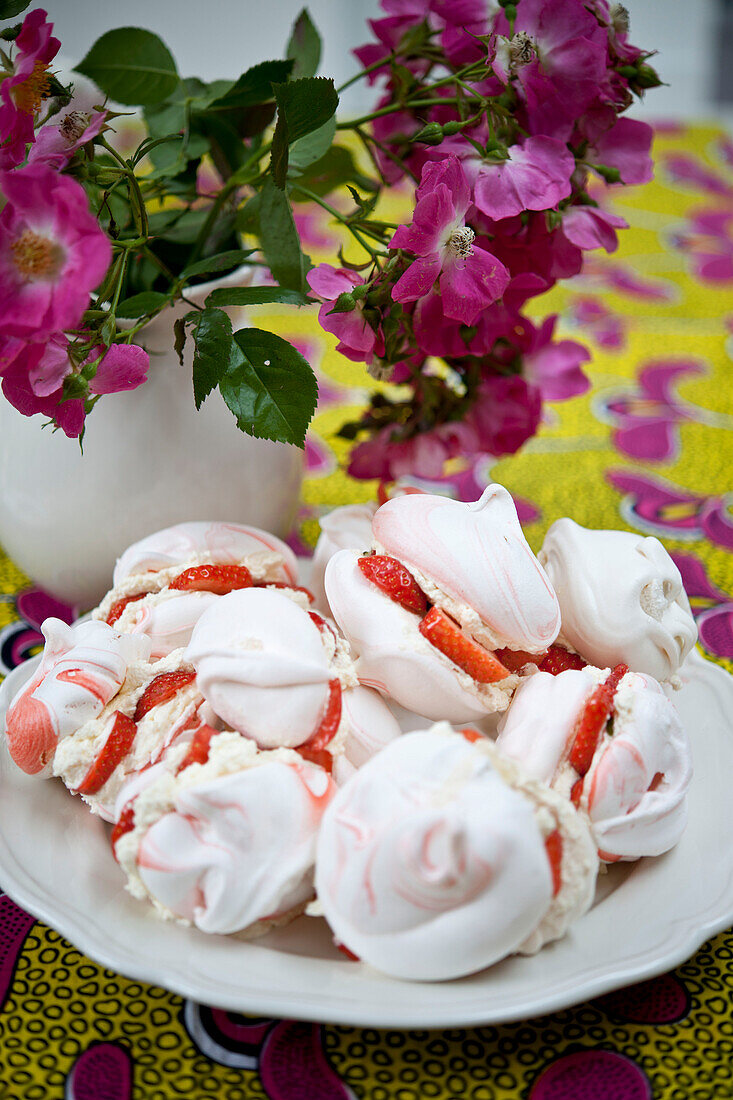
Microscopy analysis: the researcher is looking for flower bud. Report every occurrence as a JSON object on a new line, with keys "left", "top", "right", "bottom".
{"left": 635, "top": 63, "right": 662, "bottom": 89}
{"left": 442, "top": 120, "right": 464, "bottom": 136}
{"left": 412, "top": 121, "right": 444, "bottom": 146}
{"left": 350, "top": 283, "right": 369, "bottom": 301}
{"left": 61, "top": 372, "right": 89, "bottom": 400}
{"left": 593, "top": 163, "right": 622, "bottom": 183}
{"left": 503, "top": 4, "right": 517, "bottom": 22}
{"left": 327, "top": 291, "right": 357, "bottom": 314}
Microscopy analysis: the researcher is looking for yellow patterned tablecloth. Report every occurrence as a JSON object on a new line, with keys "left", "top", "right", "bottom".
{"left": 0, "top": 122, "right": 732, "bottom": 1099}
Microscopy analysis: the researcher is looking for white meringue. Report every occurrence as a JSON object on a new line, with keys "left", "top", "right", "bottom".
{"left": 316, "top": 724, "right": 597, "bottom": 980}
{"left": 311, "top": 503, "right": 377, "bottom": 611}
{"left": 325, "top": 550, "right": 514, "bottom": 722}
{"left": 115, "top": 732, "right": 336, "bottom": 935}
{"left": 113, "top": 521, "right": 298, "bottom": 587}
{"left": 495, "top": 668, "right": 692, "bottom": 860}
{"left": 372, "top": 484, "right": 560, "bottom": 652}
{"left": 114, "top": 590, "right": 221, "bottom": 658}
{"left": 5, "top": 618, "right": 149, "bottom": 776}
{"left": 539, "top": 519, "right": 697, "bottom": 681}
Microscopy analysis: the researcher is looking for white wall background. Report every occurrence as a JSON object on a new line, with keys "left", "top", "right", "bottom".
{"left": 41, "top": 0, "right": 729, "bottom": 123}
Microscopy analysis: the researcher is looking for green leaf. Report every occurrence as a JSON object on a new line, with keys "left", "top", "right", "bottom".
{"left": 116, "top": 291, "right": 170, "bottom": 318}
{"left": 173, "top": 316, "right": 187, "bottom": 366}
{"left": 288, "top": 115, "right": 336, "bottom": 173}
{"left": 259, "top": 178, "right": 306, "bottom": 292}
{"left": 75, "top": 27, "right": 179, "bottom": 106}
{"left": 270, "top": 76, "right": 338, "bottom": 188}
{"left": 220, "top": 328, "right": 317, "bottom": 446}
{"left": 205, "top": 286, "right": 311, "bottom": 308}
{"left": 286, "top": 9, "right": 321, "bottom": 79}
{"left": 181, "top": 249, "right": 255, "bottom": 281}
{"left": 0, "top": 0, "right": 30, "bottom": 19}
{"left": 190, "top": 307, "right": 233, "bottom": 409}
{"left": 207, "top": 59, "right": 294, "bottom": 113}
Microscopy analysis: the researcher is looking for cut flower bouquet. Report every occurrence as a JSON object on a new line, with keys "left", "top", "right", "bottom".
{"left": 0, "top": 0, "right": 659, "bottom": 479}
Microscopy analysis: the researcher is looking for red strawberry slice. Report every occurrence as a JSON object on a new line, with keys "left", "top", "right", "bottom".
{"left": 169, "top": 563, "right": 253, "bottom": 594}
{"left": 494, "top": 647, "right": 541, "bottom": 673}
{"left": 568, "top": 663, "right": 629, "bottom": 776}
{"left": 545, "top": 829, "right": 563, "bottom": 896}
{"left": 570, "top": 778, "right": 584, "bottom": 808}
{"left": 176, "top": 724, "right": 217, "bottom": 774}
{"left": 335, "top": 940, "right": 360, "bottom": 961}
{"left": 419, "top": 607, "right": 510, "bottom": 684}
{"left": 76, "top": 711, "right": 137, "bottom": 795}
{"left": 538, "top": 645, "right": 587, "bottom": 675}
{"left": 297, "top": 679, "right": 342, "bottom": 772}
{"left": 458, "top": 727, "right": 484, "bottom": 743}
{"left": 358, "top": 554, "right": 428, "bottom": 616}
{"left": 134, "top": 670, "right": 197, "bottom": 722}
{"left": 258, "top": 581, "right": 315, "bottom": 603}
{"left": 111, "top": 802, "right": 136, "bottom": 857}
{"left": 106, "top": 593, "right": 145, "bottom": 626}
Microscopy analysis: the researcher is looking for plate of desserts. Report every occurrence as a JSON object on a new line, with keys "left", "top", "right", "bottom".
{"left": 1, "top": 485, "right": 732, "bottom": 1028}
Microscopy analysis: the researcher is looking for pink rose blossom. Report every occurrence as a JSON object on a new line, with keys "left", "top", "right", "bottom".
{"left": 28, "top": 106, "right": 107, "bottom": 170}
{"left": 307, "top": 265, "right": 383, "bottom": 365}
{"left": 391, "top": 156, "right": 509, "bottom": 326}
{"left": 465, "top": 374, "right": 542, "bottom": 457}
{"left": 0, "top": 164, "right": 112, "bottom": 340}
{"left": 561, "top": 205, "right": 628, "bottom": 252}
{"left": 473, "top": 136, "right": 575, "bottom": 221}
{"left": 589, "top": 117, "right": 654, "bottom": 186}
{"left": 0, "top": 9, "right": 60, "bottom": 169}
{"left": 519, "top": 315, "right": 591, "bottom": 401}
{"left": 348, "top": 418, "right": 479, "bottom": 481}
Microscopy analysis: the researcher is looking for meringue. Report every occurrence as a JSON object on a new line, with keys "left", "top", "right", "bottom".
{"left": 5, "top": 618, "right": 149, "bottom": 776}
{"left": 539, "top": 519, "right": 697, "bottom": 681}
{"left": 315, "top": 724, "right": 597, "bottom": 980}
{"left": 115, "top": 731, "right": 336, "bottom": 936}
{"left": 495, "top": 667, "right": 692, "bottom": 860}
{"left": 311, "top": 503, "right": 377, "bottom": 612}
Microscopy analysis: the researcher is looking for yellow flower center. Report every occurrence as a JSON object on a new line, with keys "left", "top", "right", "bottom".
{"left": 10, "top": 230, "right": 61, "bottom": 279}
{"left": 13, "top": 60, "right": 51, "bottom": 115}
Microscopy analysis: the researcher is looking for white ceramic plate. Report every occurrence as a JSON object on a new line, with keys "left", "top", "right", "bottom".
{"left": 0, "top": 649, "right": 732, "bottom": 1028}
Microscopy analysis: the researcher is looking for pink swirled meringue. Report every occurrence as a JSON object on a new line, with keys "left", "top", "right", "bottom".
{"left": 113, "top": 521, "right": 298, "bottom": 587}
{"left": 325, "top": 550, "right": 515, "bottom": 722}
{"left": 185, "top": 588, "right": 400, "bottom": 770}
{"left": 539, "top": 519, "right": 697, "bottom": 682}
{"left": 5, "top": 618, "right": 149, "bottom": 776}
{"left": 114, "top": 732, "right": 336, "bottom": 936}
{"left": 315, "top": 724, "right": 598, "bottom": 980}
{"left": 311, "top": 503, "right": 377, "bottom": 611}
{"left": 372, "top": 484, "right": 560, "bottom": 652}
{"left": 52, "top": 648, "right": 206, "bottom": 821}
{"left": 495, "top": 668, "right": 692, "bottom": 861}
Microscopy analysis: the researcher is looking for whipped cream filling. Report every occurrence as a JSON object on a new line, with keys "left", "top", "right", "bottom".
{"left": 116, "top": 733, "right": 335, "bottom": 935}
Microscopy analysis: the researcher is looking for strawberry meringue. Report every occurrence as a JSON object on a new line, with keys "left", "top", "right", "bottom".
{"left": 185, "top": 588, "right": 401, "bottom": 772}
{"left": 323, "top": 486, "right": 561, "bottom": 722}
{"left": 539, "top": 520, "right": 697, "bottom": 681}
{"left": 310, "top": 503, "right": 377, "bottom": 611}
{"left": 315, "top": 724, "right": 598, "bottom": 980}
{"left": 5, "top": 618, "right": 149, "bottom": 776}
{"left": 113, "top": 731, "right": 336, "bottom": 936}
{"left": 52, "top": 648, "right": 206, "bottom": 821}
{"left": 495, "top": 667, "right": 692, "bottom": 861}
{"left": 94, "top": 521, "right": 309, "bottom": 658}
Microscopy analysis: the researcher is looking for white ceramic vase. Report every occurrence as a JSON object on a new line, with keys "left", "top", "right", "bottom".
{"left": 0, "top": 270, "right": 304, "bottom": 609}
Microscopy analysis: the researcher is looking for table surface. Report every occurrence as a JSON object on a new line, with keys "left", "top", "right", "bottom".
{"left": 1, "top": 121, "right": 732, "bottom": 1099}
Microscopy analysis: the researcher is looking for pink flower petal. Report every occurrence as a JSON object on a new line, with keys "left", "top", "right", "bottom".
{"left": 87, "top": 344, "right": 150, "bottom": 395}
{"left": 473, "top": 137, "right": 575, "bottom": 220}
{"left": 439, "top": 246, "right": 510, "bottom": 325}
{"left": 392, "top": 254, "right": 442, "bottom": 304}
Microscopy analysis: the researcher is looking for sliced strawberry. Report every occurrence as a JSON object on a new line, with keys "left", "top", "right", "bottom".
{"left": 76, "top": 711, "right": 137, "bottom": 795}
{"left": 258, "top": 581, "right": 314, "bottom": 603}
{"left": 568, "top": 663, "right": 629, "bottom": 776}
{"left": 538, "top": 645, "right": 587, "bottom": 675}
{"left": 106, "top": 593, "right": 145, "bottom": 626}
{"left": 418, "top": 607, "right": 510, "bottom": 684}
{"left": 176, "top": 723, "right": 217, "bottom": 774}
{"left": 335, "top": 940, "right": 360, "bottom": 961}
{"left": 169, "top": 564, "right": 253, "bottom": 595}
{"left": 494, "top": 647, "right": 541, "bottom": 673}
{"left": 297, "top": 679, "right": 342, "bottom": 773}
{"left": 648, "top": 771, "right": 665, "bottom": 792}
{"left": 458, "top": 727, "right": 484, "bottom": 743}
{"left": 545, "top": 829, "right": 563, "bottom": 897}
{"left": 134, "top": 670, "right": 197, "bottom": 722}
{"left": 570, "top": 778, "right": 584, "bottom": 808}
{"left": 358, "top": 554, "right": 428, "bottom": 616}
{"left": 111, "top": 802, "right": 136, "bottom": 858}
{"left": 309, "top": 611, "right": 339, "bottom": 644}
